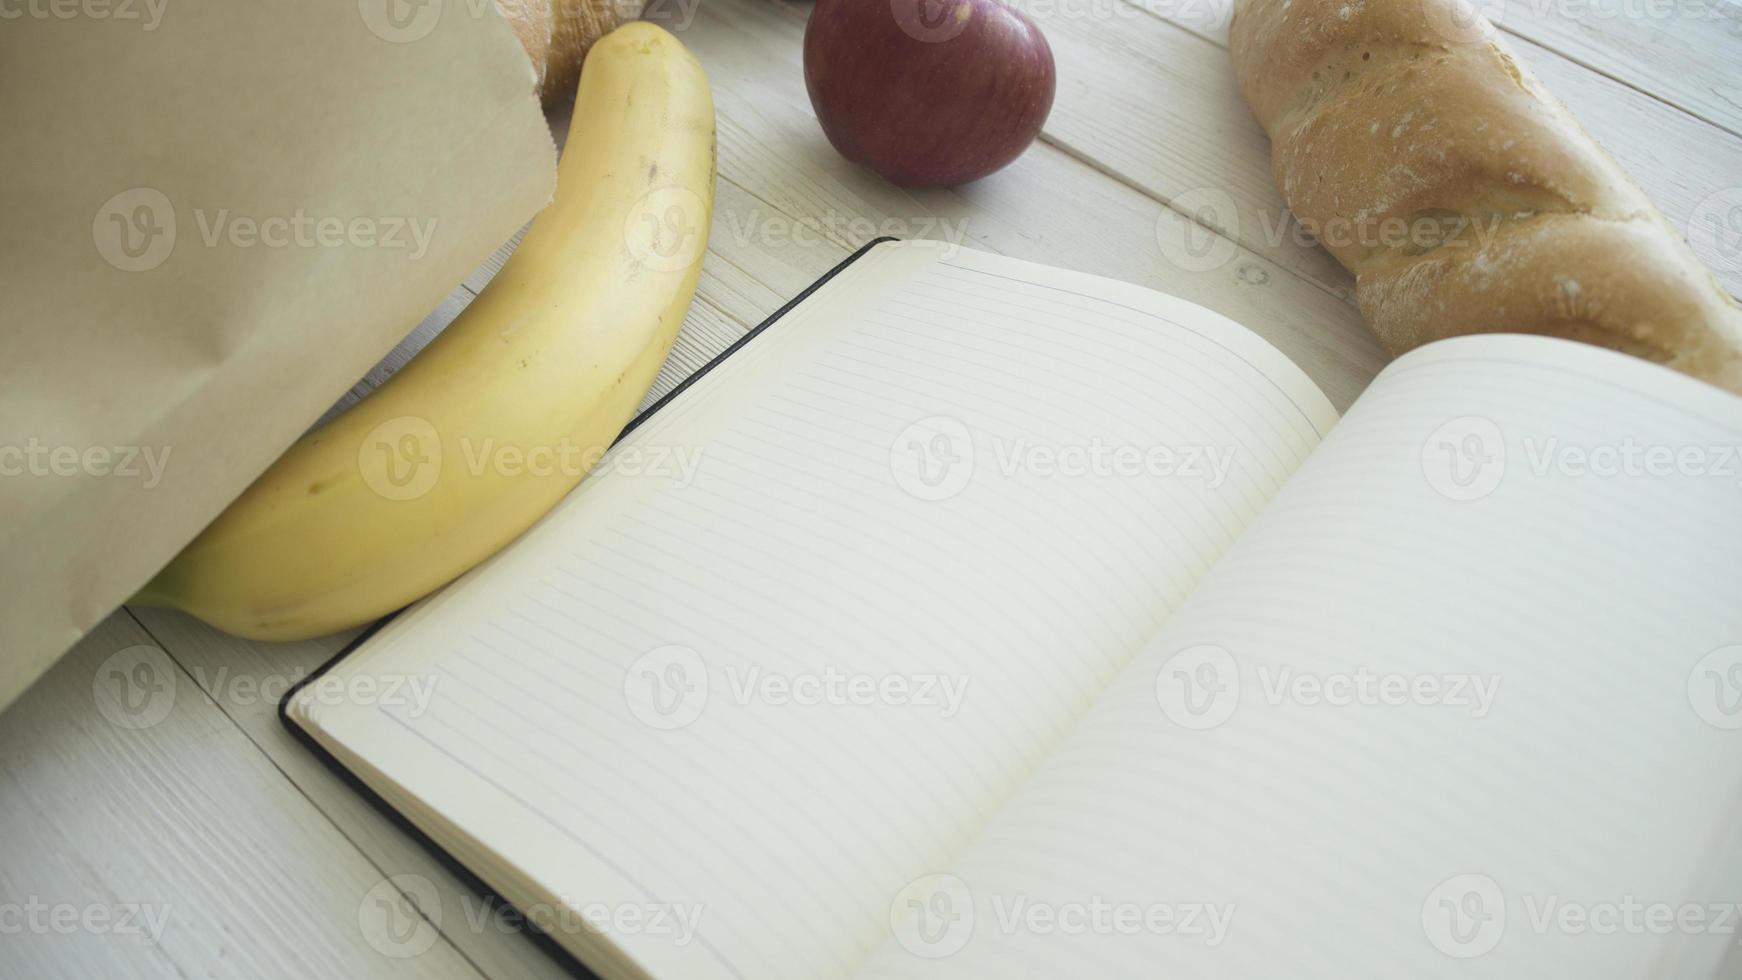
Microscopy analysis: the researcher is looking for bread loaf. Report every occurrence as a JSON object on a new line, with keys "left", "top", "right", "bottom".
{"left": 498, "top": 0, "right": 646, "bottom": 106}
{"left": 1229, "top": 0, "right": 1742, "bottom": 394}
{"left": 547, "top": 0, "right": 645, "bottom": 106}
{"left": 497, "top": 0, "right": 554, "bottom": 94}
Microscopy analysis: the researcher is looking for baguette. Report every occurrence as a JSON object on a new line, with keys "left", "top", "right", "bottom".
{"left": 1229, "top": 0, "right": 1742, "bottom": 394}
{"left": 498, "top": 0, "right": 646, "bottom": 106}
{"left": 546, "top": 0, "right": 645, "bottom": 107}
{"left": 497, "top": 0, "right": 554, "bottom": 94}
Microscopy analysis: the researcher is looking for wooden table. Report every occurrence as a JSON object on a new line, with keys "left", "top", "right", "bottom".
{"left": 4, "top": 0, "right": 1738, "bottom": 975}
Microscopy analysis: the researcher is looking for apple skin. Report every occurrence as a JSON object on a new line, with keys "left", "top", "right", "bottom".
{"left": 803, "top": 0, "right": 1057, "bottom": 188}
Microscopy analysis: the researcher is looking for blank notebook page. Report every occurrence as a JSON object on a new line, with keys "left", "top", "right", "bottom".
{"left": 291, "top": 241, "right": 1336, "bottom": 979}
{"left": 854, "top": 334, "right": 1742, "bottom": 980}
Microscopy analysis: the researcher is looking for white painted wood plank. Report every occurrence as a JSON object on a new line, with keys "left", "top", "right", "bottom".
{"left": 124, "top": 606, "right": 582, "bottom": 980}
{"left": 0, "top": 611, "right": 487, "bottom": 980}
{"left": 683, "top": 0, "right": 1388, "bottom": 407}
{"left": 1434, "top": 0, "right": 1742, "bottom": 137}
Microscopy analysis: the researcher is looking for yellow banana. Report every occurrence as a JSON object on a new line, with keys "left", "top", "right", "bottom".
{"left": 134, "top": 23, "right": 715, "bottom": 641}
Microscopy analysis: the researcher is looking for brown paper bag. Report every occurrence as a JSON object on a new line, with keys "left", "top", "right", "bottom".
{"left": 0, "top": 0, "right": 558, "bottom": 711}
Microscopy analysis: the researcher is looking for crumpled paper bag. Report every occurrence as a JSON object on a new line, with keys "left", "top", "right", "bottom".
{"left": 0, "top": 0, "right": 557, "bottom": 711}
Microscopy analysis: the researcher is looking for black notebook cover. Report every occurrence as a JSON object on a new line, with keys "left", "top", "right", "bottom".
{"left": 279, "top": 236, "right": 897, "bottom": 978}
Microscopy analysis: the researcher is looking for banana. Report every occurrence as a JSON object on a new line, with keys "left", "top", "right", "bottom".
{"left": 133, "top": 23, "right": 715, "bottom": 641}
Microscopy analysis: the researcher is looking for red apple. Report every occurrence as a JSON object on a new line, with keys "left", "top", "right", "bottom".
{"left": 803, "top": 0, "right": 1057, "bottom": 188}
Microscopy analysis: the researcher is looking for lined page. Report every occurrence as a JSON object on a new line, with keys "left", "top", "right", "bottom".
{"left": 855, "top": 334, "right": 1742, "bottom": 979}
{"left": 291, "top": 241, "right": 1336, "bottom": 980}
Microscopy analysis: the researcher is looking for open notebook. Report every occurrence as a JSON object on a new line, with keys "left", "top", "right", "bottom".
{"left": 284, "top": 240, "right": 1742, "bottom": 979}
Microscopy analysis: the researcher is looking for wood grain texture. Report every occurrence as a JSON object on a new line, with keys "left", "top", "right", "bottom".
{"left": 1424, "top": 0, "right": 1742, "bottom": 137}
{"left": 0, "top": 613, "right": 487, "bottom": 980}
{"left": 124, "top": 606, "right": 582, "bottom": 980}
{"left": 686, "top": 0, "right": 1389, "bottom": 406}
{"left": 7, "top": 3, "right": 1739, "bottom": 977}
